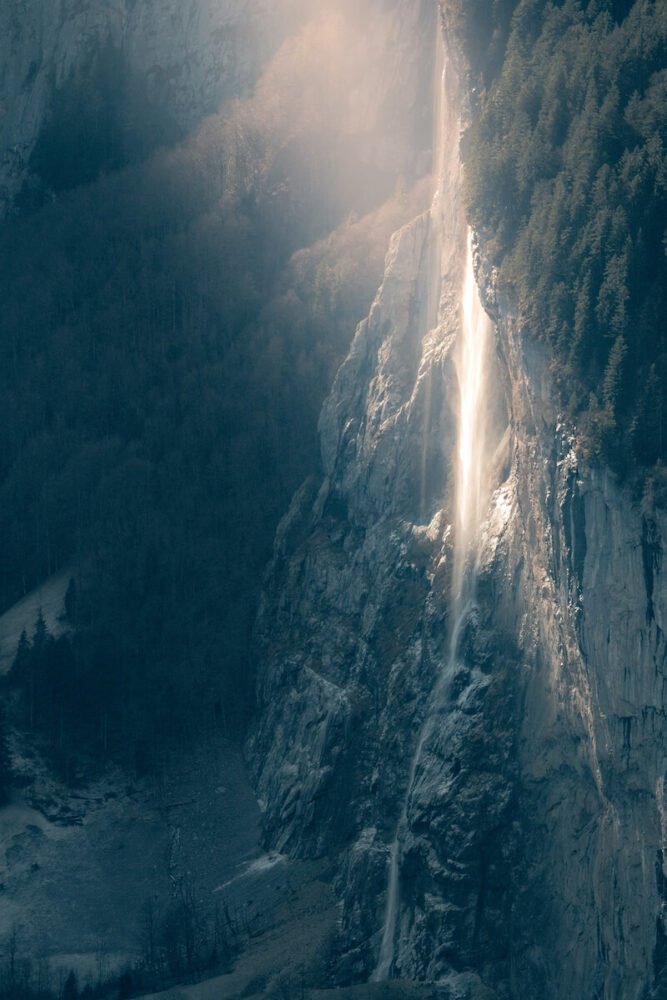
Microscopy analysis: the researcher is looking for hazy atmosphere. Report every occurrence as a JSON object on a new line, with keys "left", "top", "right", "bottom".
{"left": 1, "top": 1, "right": 666, "bottom": 998}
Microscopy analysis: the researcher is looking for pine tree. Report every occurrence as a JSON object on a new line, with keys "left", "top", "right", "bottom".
{"left": 11, "top": 628, "right": 31, "bottom": 681}
{"left": 118, "top": 971, "right": 132, "bottom": 999}
{"left": 64, "top": 576, "right": 78, "bottom": 624}
{"left": 32, "top": 609, "right": 50, "bottom": 652}
{"left": 0, "top": 705, "right": 13, "bottom": 805}
{"left": 602, "top": 334, "right": 628, "bottom": 419}
{"left": 63, "top": 969, "right": 78, "bottom": 1000}
{"left": 632, "top": 365, "right": 663, "bottom": 466}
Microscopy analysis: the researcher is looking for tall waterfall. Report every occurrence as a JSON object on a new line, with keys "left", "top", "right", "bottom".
{"left": 453, "top": 231, "right": 492, "bottom": 606}
{"left": 373, "top": 20, "right": 494, "bottom": 984}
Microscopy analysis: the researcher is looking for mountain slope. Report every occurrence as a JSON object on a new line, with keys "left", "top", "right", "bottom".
{"left": 248, "top": 7, "right": 667, "bottom": 997}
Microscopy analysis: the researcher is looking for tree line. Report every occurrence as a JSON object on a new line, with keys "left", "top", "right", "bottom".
{"left": 0, "top": 880, "right": 241, "bottom": 1000}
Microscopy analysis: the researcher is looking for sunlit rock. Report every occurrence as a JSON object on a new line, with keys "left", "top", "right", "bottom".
{"left": 248, "top": 6, "right": 667, "bottom": 997}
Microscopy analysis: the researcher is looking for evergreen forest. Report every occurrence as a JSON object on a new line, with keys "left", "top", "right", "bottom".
{"left": 458, "top": 0, "right": 667, "bottom": 486}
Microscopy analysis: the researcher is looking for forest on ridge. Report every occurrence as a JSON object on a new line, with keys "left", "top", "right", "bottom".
{"left": 459, "top": 0, "right": 667, "bottom": 489}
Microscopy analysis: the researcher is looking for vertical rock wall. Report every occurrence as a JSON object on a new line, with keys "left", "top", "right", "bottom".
{"left": 7, "top": 0, "right": 665, "bottom": 994}
{"left": 0, "top": 0, "right": 279, "bottom": 213}
{"left": 248, "top": 8, "right": 667, "bottom": 999}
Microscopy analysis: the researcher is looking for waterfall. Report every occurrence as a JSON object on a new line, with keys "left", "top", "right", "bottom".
{"left": 373, "top": 20, "right": 494, "bottom": 985}
{"left": 453, "top": 230, "right": 492, "bottom": 607}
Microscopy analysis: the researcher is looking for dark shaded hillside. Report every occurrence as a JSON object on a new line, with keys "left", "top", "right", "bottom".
{"left": 19, "top": 43, "right": 182, "bottom": 208}
{"left": 0, "top": 12, "right": 428, "bottom": 767}
{"left": 452, "top": 0, "right": 667, "bottom": 487}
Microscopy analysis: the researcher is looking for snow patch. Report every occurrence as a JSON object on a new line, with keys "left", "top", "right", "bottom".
{"left": 213, "top": 851, "right": 287, "bottom": 892}
{"left": 0, "top": 570, "right": 72, "bottom": 674}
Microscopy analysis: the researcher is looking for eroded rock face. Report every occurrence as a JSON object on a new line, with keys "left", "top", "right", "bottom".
{"left": 0, "top": 0, "right": 436, "bottom": 216}
{"left": 248, "top": 13, "right": 667, "bottom": 1000}
{"left": 0, "top": 0, "right": 279, "bottom": 212}
{"left": 498, "top": 321, "right": 667, "bottom": 1000}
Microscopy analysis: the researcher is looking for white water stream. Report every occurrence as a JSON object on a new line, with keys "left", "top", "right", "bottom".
{"left": 373, "top": 20, "right": 494, "bottom": 983}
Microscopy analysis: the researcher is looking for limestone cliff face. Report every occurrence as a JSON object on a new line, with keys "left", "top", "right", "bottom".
{"left": 0, "top": 0, "right": 435, "bottom": 216}
{"left": 0, "top": 0, "right": 277, "bottom": 213}
{"left": 496, "top": 315, "right": 667, "bottom": 1000}
{"left": 248, "top": 12, "right": 667, "bottom": 1000}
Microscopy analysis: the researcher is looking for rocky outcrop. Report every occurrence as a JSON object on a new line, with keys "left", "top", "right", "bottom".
{"left": 248, "top": 10, "right": 667, "bottom": 1000}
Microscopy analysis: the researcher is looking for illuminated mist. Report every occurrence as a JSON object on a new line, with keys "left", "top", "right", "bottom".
{"left": 374, "top": 17, "right": 497, "bottom": 983}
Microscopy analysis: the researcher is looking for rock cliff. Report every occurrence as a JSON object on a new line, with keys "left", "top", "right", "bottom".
{"left": 0, "top": 0, "right": 282, "bottom": 213}
{"left": 248, "top": 8, "right": 667, "bottom": 999}
{"left": 4, "top": 1, "right": 665, "bottom": 994}
{"left": 0, "top": 0, "right": 435, "bottom": 216}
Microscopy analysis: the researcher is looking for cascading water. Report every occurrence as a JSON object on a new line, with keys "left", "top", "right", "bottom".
{"left": 373, "top": 20, "right": 494, "bottom": 985}
{"left": 453, "top": 229, "right": 492, "bottom": 603}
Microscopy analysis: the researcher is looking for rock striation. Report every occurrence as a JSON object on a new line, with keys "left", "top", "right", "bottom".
{"left": 248, "top": 7, "right": 667, "bottom": 999}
